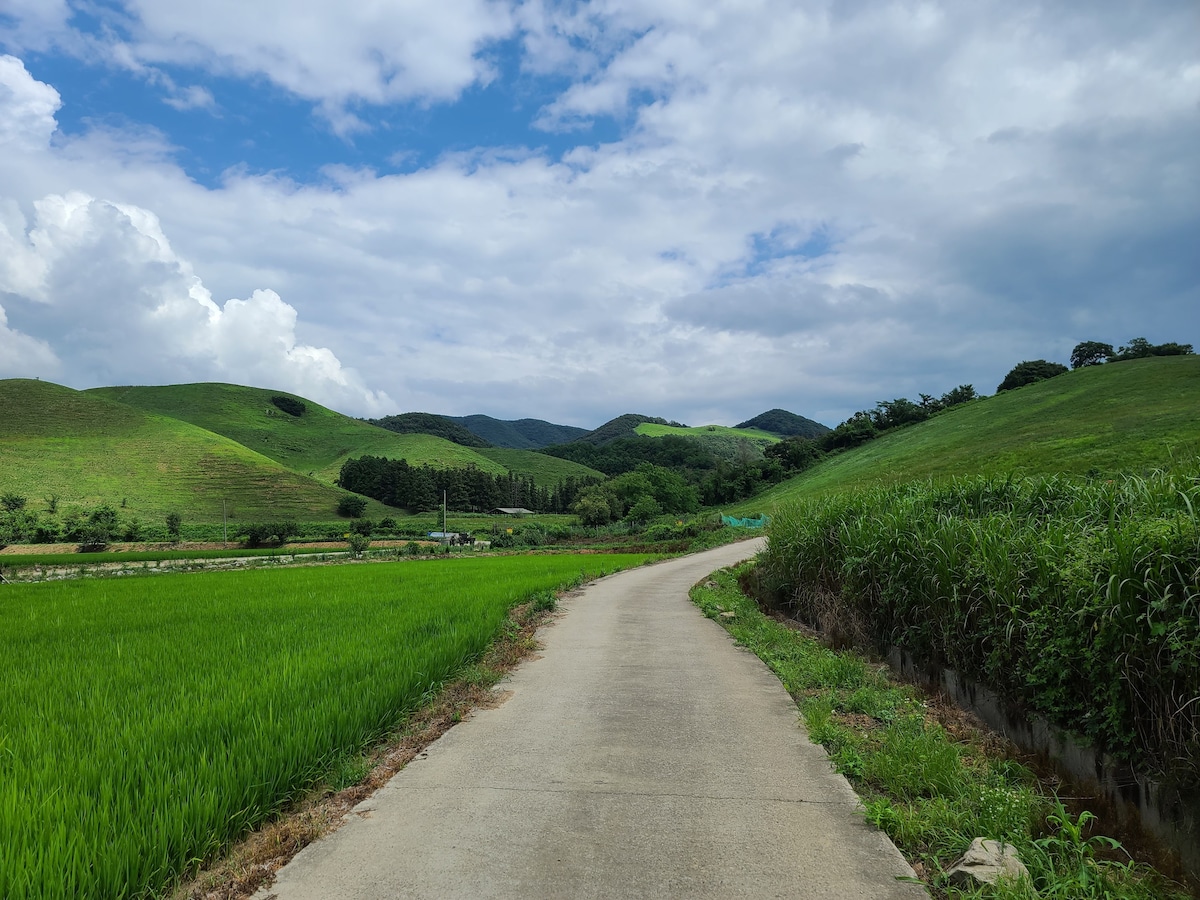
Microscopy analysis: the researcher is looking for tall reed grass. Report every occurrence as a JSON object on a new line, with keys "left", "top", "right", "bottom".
{"left": 0, "top": 554, "right": 647, "bottom": 899}
{"left": 758, "top": 465, "right": 1200, "bottom": 786}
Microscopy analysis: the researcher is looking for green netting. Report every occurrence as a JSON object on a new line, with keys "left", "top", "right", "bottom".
{"left": 721, "top": 514, "right": 769, "bottom": 528}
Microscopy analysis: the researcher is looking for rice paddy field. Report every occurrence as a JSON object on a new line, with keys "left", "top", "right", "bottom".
{"left": 0, "top": 554, "right": 650, "bottom": 899}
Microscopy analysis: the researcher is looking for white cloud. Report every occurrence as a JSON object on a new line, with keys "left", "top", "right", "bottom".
{"left": 0, "top": 3, "right": 1197, "bottom": 427}
{"left": 0, "top": 54, "right": 61, "bottom": 148}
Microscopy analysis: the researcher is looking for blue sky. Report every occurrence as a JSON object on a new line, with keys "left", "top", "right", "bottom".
{"left": 1, "top": 1, "right": 1197, "bottom": 426}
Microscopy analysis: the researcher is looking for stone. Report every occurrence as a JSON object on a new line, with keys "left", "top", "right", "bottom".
{"left": 946, "top": 838, "right": 1030, "bottom": 888}
{"left": 719, "top": 611, "right": 737, "bottom": 619}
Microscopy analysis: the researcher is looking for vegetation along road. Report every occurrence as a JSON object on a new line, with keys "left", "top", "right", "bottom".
{"left": 256, "top": 540, "right": 926, "bottom": 900}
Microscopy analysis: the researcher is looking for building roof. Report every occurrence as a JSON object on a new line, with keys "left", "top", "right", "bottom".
{"left": 493, "top": 507, "right": 535, "bottom": 515}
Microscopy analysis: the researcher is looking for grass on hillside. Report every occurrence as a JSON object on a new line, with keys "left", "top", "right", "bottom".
{"left": 0, "top": 554, "right": 651, "bottom": 900}
{"left": 87, "top": 383, "right": 508, "bottom": 483}
{"left": 0, "top": 380, "right": 390, "bottom": 523}
{"left": 731, "top": 356, "right": 1200, "bottom": 515}
{"left": 635, "top": 422, "right": 778, "bottom": 462}
{"left": 475, "top": 447, "right": 603, "bottom": 484}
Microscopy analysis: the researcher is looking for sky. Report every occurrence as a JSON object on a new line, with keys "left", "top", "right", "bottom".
{"left": 0, "top": 1, "right": 1196, "bottom": 429}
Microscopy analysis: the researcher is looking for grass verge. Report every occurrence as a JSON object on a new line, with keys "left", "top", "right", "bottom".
{"left": 692, "top": 565, "right": 1192, "bottom": 899}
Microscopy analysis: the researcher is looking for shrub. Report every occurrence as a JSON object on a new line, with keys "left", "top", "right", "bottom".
{"left": 270, "top": 395, "right": 306, "bottom": 417}
{"left": 349, "top": 518, "right": 373, "bottom": 536}
{"left": 378, "top": 516, "right": 397, "bottom": 531}
{"left": 997, "top": 359, "right": 1068, "bottom": 392}
{"left": 241, "top": 521, "right": 297, "bottom": 548}
{"left": 166, "top": 512, "right": 182, "bottom": 541}
{"left": 78, "top": 505, "right": 120, "bottom": 552}
{"left": 2, "top": 493, "right": 27, "bottom": 512}
{"left": 337, "top": 494, "right": 368, "bottom": 518}
{"left": 346, "top": 533, "right": 371, "bottom": 558}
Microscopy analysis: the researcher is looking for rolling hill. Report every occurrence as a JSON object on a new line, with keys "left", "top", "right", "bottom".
{"left": 0, "top": 379, "right": 390, "bottom": 522}
{"left": 730, "top": 356, "right": 1200, "bottom": 514}
{"left": 87, "top": 383, "right": 509, "bottom": 484}
{"left": 368, "top": 413, "right": 491, "bottom": 448}
{"left": 633, "top": 422, "right": 778, "bottom": 461}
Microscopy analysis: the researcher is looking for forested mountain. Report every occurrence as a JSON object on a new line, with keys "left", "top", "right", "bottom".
{"left": 368, "top": 413, "right": 491, "bottom": 447}
{"left": 449, "top": 414, "right": 589, "bottom": 449}
{"left": 578, "top": 413, "right": 676, "bottom": 446}
{"left": 736, "top": 408, "right": 830, "bottom": 438}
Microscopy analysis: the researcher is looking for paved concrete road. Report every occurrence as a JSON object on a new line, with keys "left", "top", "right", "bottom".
{"left": 257, "top": 541, "right": 927, "bottom": 899}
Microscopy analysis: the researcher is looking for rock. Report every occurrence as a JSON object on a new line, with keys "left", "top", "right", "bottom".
{"left": 719, "top": 611, "right": 736, "bottom": 619}
{"left": 946, "top": 838, "right": 1029, "bottom": 888}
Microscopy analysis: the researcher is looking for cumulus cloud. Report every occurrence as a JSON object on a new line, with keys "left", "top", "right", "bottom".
{"left": 0, "top": 1, "right": 1197, "bottom": 427}
{"left": 0, "top": 185, "right": 392, "bottom": 413}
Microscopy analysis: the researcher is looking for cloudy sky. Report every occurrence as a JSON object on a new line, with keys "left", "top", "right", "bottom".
{"left": 0, "top": 1, "right": 1196, "bottom": 428}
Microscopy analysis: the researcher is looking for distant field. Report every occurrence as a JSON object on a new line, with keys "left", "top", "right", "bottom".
{"left": 0, "top": 380, "right": 390, "bottom": 522}
{"left": 730, "top": 356, "right": 1200, "bottom": 514}
{"left": 88, "top": 383, "right": 507, "bottom": 483}
{"left": 0, "top": 554, "right": 651, "bottom": 900}
{"left": 476, "top": 448, "right": 603, "bottom": 484}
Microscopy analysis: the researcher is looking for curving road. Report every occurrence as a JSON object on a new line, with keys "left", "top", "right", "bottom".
{"left": 256, "top": 540, "right": 927, "bottom": 899}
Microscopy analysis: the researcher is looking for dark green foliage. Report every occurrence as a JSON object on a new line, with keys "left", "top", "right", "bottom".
{"left": 338, "top": 455, "right": 598, "bottom": 514}
{"left": 377, "top": 516, "right": 397, "bottom": 531}
{"left": 270, "top": 395, "right": 306, "bottom": 417}
{"left": 448, "top": 415, "right": 589, "bottom": 449}
{"left": 368, "top": 413, "right": 491, "bottom": 448}
{"left": 240, "top": 521, "right": 297, "bottom": 548}
{"left": 1, "top": 493, "right": 26, "bottom": 512}
{"left": 77, "top": 505, "right": 121, "bottom": 551}
{"left": 1071, "top": 341, "right": 1114, "bottom": 369}
{"left": 735, "top": 408, "right": 830, "bottom": 438}
{"left": 764, "top": 436, "right": 823, "bottom": 472}
{"left": 759, "top": 469, "right": 1200, "bottom": 786}
{"left": 1111, "top": 337, "right": 1194, "bottom": 361}
{"left": 348, "top": 518, "right": 373, "bottom": 536}
{"left": 165, "top": 512, "right": 182, "bottom": 540}
{"left": 997, "top": 359, "right": 1069, "bottom": 392}
{"left": 820, "top": 412, "right": 879, "bottom": 450}
{"left": 337, "top": 494, "right": 368, "bottom": 518}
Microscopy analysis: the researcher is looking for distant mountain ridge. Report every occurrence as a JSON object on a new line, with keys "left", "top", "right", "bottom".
{"left": 736, "top": 408, "right": 830, "bottom": 439}
{"left": 577, "top": 414, "right": 675, "bottom": 446}
{"left": 448, "top": 415, "right": 589, "bottom": 449}
{"left": 368, "top": 413, "right": 491, "bottom": 448}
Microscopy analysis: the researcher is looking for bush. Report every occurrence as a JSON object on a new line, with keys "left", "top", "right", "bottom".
{"left": 997, "top": 359, "right": 1068, "bottom": 392}
{"left": 346, "top": 533, "right": 371, "bottom": 558}
{"left": 337, "top": 494, "right": 368, "bottom": 518}
{"left": 1, "top": 493, "right": 27, "bottom": 512}
{"left": 378, "top": 516, "right": 397, "bottom": 531}
{"left": 349, "top": 518, "right": 373, "bottom": 536}
{"left": 166, "top": 512, "right": 182, "bottom": 541}
{"left": 240, "top": 521, "right": 297, "bottom": 548}
{"left": 270, "top": 395, "right": 306, "bottom": 417}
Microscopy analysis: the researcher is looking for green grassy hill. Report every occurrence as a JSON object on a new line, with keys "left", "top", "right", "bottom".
{"left": 635, "top": 422, "right": 778, "bottom": 461}
{"left": 0, "top": 379, "right": 391, "bottom": 522}
{"left": 733, "top": 356, "right": 1200, "bottom": 513}
{"left": 87, "top": 383, "right": 507, "bottom": 483}
{"left": 475, "top": 448, "right": 604, "bottom": 484}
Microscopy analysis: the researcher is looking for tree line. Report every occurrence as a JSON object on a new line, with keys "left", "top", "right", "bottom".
{"left": 336, "top": 456, "right": 600, "bottom": 513}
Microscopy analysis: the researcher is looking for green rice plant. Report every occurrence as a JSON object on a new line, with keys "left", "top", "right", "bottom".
{"left": 0, "top": 553, "right": 649, "bottom": 899}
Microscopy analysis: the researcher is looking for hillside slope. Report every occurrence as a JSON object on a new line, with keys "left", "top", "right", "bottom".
{"left": 450, "top": 414, "right": 589, "bottom": 449}
{"left": 88, "top": 383, "right": 507, "bottom": 483}
{"left": 735, "top": 356, "right": 1200, "bottom": 513}
{"left": 1, "top": 380, "right": 386, "bottom": 522}
{"left": 368, "top": 413, "right": 491, "bottom": 448}
{"left": 475, "top": 448, "right": 604, "bottom": 484}
{"left": 634, "top": 422, "right": 778, "bottom": 461}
